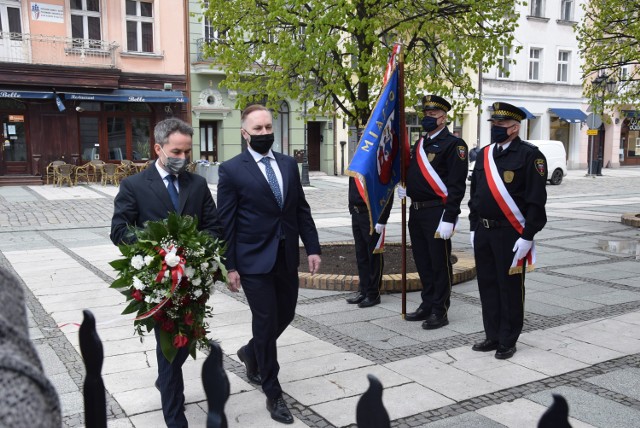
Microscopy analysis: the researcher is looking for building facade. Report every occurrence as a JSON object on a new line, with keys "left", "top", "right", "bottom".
{"left": 0, "top": 0, "right": 189, "bottom": 184}
{"left": 187, "top": 1, "right": 336, "bottom": 176}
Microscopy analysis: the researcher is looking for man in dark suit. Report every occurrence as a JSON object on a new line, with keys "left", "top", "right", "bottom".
{"left": 111, "top": 118, "right": 222, "bottom": 428}
{"left": 217, "top": 104, "right": 321, "bottom": 425}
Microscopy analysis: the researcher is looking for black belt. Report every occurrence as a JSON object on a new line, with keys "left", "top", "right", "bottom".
{"left": 411, "top": 200, "right": 443, "bottom": 210}
{"left": 479, "top": 217, "right": 505, "bottom": 229}
{"left": 351, "top": 204, "right": 368, "bottom": 214}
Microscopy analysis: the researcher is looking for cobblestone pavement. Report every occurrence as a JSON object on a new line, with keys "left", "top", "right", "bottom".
{"left": 2, "top": 168, "right": 640, "bottom": 427}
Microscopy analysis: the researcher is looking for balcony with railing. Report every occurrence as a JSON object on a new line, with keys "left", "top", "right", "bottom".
{"left": 193, "top": 38, "right": 225, "bottom": 74}
{"left": 0, "top": 32, "right": 119, "bottom": 68}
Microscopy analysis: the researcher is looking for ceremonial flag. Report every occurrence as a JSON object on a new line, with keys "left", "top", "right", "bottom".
{"left": 346, "top": 50, "right": 407, "bottom": 234}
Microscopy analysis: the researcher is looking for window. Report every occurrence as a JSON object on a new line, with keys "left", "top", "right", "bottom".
{"left": 0, "top": 1, "right": 22, "bottom": 40}
{"left": 557, "top": 50, "right": 570, "bottom": 82}
{"left": 560, "top": 0, "right": 573, "bottom": 21}
{"left": 497, "top": 46, "right": 511, "bottom": 79}
{"left": 199, "top": 121, "right": 218, "bottom": 162}
{"left": 530, "top": 0, "right": 544, "bottom": 17}
{"left": 529, "top": 48, "right": 542, "bottom": 81}
{"left": 448, "top": 52, "right": 462, "bottom": 76}
{"left": 202, "top": 1, "right": 225, "bottom": 42}
{"left": 70, "top": 0, "right": 101, "bottom": 48}
{"left": 126, "top": 0, "right": 153, "bottom": 53}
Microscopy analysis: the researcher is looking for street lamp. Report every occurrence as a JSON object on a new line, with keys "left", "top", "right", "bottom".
{"left": 301, "top": 100, "right": 310, "bottom": 186}
{"left": 588, "top": 74, "right": 616, "bottom": 176}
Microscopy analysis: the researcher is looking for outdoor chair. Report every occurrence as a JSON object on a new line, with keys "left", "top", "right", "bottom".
{"left": 45, "top": 160, "right": 66, "bottom": 185}
{"left": 90, "top": 160, "right": 106, "bottom": 183}
{"left": 101, "top": 163, "right": 120, "bottom": 186}
{"left": 56, "top": 164, "right": 75, "bottom": 187}
{"left": 74, "top": 162, "right": 92, "bottom": 185}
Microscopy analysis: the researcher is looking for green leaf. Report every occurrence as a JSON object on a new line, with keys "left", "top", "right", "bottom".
{"left": 110, "top": 277, "right": 130, "bottom": 290}
{"left": 121, "top": 299, "right": 141, "bottom": 315}
{"left": 159, "top": 329, "right": 178, "bottom": 363}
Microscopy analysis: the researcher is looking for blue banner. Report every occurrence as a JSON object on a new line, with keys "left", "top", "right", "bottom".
{"left": 346, "top": 68, "right": 402, "bottom": 229}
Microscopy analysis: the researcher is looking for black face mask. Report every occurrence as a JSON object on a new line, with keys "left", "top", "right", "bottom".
{"left": 421, "top": 116, "right": 439, "bottom": 133}
{"left": 248, "top": 133, "right": 275, "bottom": 155}
{"left": 491, "top": 125, "right": 511, "bottom": 144}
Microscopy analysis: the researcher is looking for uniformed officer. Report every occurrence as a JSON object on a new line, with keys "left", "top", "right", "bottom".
{"left": 346, "top": 177, "right": 393, "bottom": 308}
{"left": 397, "top": 95, "right": 468, "bottom": 329}
{"left": 468, "top": 102, "right": 547, "bottom": 359}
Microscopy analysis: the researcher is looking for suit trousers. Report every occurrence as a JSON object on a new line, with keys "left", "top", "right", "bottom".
{"left": 154, "top": 326, "right": 190, "bottom": 428}
{"left": 241, "top": 243, "right": 299, "bottom": 400}
{"left": 408, "top": 206, "right": 452, "bottom": 317}
{"left": 351, "top": 211, "right": 384, "bottom": 299}
{"left": 473, "top": 225, "right": 525, "bottom": 348}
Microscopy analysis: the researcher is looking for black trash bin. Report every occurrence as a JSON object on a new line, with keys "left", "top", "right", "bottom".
{"left": 588, "top": 160, "right": 599, "bottom": 175}
{"left": 596, "top": 159, "right": 603, "bottom": 176}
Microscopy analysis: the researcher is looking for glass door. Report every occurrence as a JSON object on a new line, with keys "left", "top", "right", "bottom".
{"left": 1, "top": 112, "right": 27, "bottom": 174}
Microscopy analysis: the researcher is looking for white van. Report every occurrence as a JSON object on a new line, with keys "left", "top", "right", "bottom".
{"left": 468, "top": 139, "right": 567, "bottom": 185}
{"left": 526, "top": 140, "right": 567, "bottom": 185}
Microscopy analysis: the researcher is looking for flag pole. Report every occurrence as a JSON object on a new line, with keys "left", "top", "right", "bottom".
{"left": 397, "top": 46, "right": 407, "bottom": 318}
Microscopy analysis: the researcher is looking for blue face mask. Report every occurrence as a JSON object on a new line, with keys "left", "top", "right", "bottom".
{"left": 491, "top": 125, "right": 511, "bottom": 144}
{"left": 421, "top": 116, "right": 439, "bottom": 133}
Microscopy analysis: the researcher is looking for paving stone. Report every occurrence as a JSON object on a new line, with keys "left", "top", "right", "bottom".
{"left": 585, "top": 368, "right": 640, "bottom": 401}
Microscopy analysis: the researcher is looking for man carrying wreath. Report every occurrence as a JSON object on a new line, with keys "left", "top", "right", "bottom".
{"left": 111, "top": 118, "right": 222, "bottom": 428}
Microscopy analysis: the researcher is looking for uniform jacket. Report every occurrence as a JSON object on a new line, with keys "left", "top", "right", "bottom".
{"left": 348, "top": 177, "right": 393, "bottom": 225}
{"left": 406, "top": 127, "right": 468, "bottom": 223}
{"left": 110, "top": 162, "right": 222, "bottom": 245}
{"left": 216, "top": 150, "right": 321, "bottom": 275}
{"left": 468, "top": 137, "right": 547, "bottom": 240}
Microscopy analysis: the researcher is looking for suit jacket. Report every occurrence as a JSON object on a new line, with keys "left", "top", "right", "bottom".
{"left": 110, "top": 162, "right": 222, "bottom": 245}
{"left": 217, "top": 150, "right": 320, "bottom": 275}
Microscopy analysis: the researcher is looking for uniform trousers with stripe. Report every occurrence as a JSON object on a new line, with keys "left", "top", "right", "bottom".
{"left": 408, "top": 206, "right": 452, "bottom": 317}
{"left": 473, "top": 225, "right": 525, "bottom": 348}
{"left": 351, "top": 210, "right": 384, "bottom": 299}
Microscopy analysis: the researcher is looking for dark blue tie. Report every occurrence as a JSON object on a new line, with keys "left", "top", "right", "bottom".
{"left": 260, "top": 157, "right": 283, "bottom": 208}
{"left": 166, "top": 175, "right": 180, "bottom": 211}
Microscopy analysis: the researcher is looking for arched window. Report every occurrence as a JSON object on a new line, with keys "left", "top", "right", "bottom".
{"left": 273, "top": 101, "right": 289, "bottom": 154}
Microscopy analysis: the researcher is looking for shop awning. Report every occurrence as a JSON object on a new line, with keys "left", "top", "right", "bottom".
{"left": 63, "top": 89, "right": 187, "bottom": 103}
{"left": 0, "top": 90, "right": 54, "bottom": 99}
{"left": 518, "top": 106, "right": 537, "bottom": 119}
{"left": 549, "top": 108, "right": 587, "bottom": 123}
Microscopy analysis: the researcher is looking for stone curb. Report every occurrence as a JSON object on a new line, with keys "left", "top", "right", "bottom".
{"left": 621, "top": 212, "right": 640, "bottom": 227}
{"left": 299, "top": 242, "right": 476, "bottom": 292}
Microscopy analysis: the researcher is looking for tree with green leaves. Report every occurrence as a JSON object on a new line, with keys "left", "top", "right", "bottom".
{"left": 201, "top": 0, "right": 520, "bottom": 126}
{"left": 577, "top": 0, "right": 640, "bottom": 108}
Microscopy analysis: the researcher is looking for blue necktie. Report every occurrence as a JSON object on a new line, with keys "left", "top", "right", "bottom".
{"left": 260, "top": 157, "right": 283, "bottom": 208}
{"left": 166, "top": 175, "right": 180, "bottom": 211}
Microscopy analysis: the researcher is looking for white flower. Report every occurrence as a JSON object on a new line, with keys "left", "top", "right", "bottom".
{"left": 210, "top": 261, "right": 218, "bottom": 272}
{"left": 132, "top": 276, "right": 146, "bottom": 291}
{"left": 192, "top": 277, "right": 202, "bottom": 286}
{"left": 131, "top": 255, "right": 145, "bottom": 270}
{"left": 200, "top": 262, "right": 209, "bottom": 270}
{"left": 184, "top": 266, "right": 196, "bottom": 278}
{"left": 144, "top": 295, "right": 156, "bottom": 304}
{"left": 164, "top": 250, "right": 181, "bottom": 267}
{"left": 193, "top": 289, "right": 203, "bottom": 298}
{"left": 144, "top": 255, "right": 154, "bottom": 266}
{"left": 164, "top": 270, "right": 170, "bottom": 278}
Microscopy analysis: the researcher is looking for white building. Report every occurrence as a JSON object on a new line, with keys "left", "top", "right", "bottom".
{"left": 465, "top": 0, "right": 587, "bottom": 169}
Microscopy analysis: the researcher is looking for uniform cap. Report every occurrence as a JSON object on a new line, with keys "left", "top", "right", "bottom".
{"left": 489, "top": 102, "right": 526, "bottom": 122}
{"left": 421, "top": 95, "right": 451, "bottom": 112}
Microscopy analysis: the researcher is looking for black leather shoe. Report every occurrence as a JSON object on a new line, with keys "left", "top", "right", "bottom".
{"left": 405, "top": 307, "right": 430, "bottom": 321}
{"left": 472, "top": 339, "right": 499, "bottom": 352}
{"left": 266, "top": 395, "right": 294, "bottom": 424}
{"left": 237, "top": 346, "right": 262, "bottom": 384}
{"left": 422, "top": 313, "right": 449, "bottom": 330}
{"left": 358, "top": 296, "right": 381, "bottom": 308}
{"left": 346, "top": 294, "right": 366, "bottom": 304}
{"left": 495, "top": 345, "right": 517, "bottom": 360}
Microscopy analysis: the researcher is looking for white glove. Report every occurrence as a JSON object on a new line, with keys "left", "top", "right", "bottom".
{"left": 470, "top": 231, "right": 475, "bottom": 249}
{"left": 512, "top": 238, "right": 533, "bottom": 260}
{"left": 435, "top": 221, "right": 454, "bottom": 240}
{"left": 374, "top": 223, "right": 385, "bottom": 234}
{"left": 396, "top": 185, "right": 407, "bottom": 199}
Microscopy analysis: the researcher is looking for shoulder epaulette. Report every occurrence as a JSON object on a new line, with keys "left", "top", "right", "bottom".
{"left": 521, "top": 140, "right": 538, "bottom": 149}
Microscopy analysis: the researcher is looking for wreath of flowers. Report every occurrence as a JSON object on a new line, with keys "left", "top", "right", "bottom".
{"left": 110, "top": 213, "right": 226, "bottom": 362}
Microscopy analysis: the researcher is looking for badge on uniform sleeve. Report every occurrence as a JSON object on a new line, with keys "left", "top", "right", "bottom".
{"left": 504, "top": 171, "right": 514, "bottom": 183}
{"left": 535, "top": 159, "right": 546, "bottom": 176}
{"left": 457, "top": 145, "right": 467, "bottom": 160}
{"left": 427, "top": 153, "right": 435, "bottom": 162}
